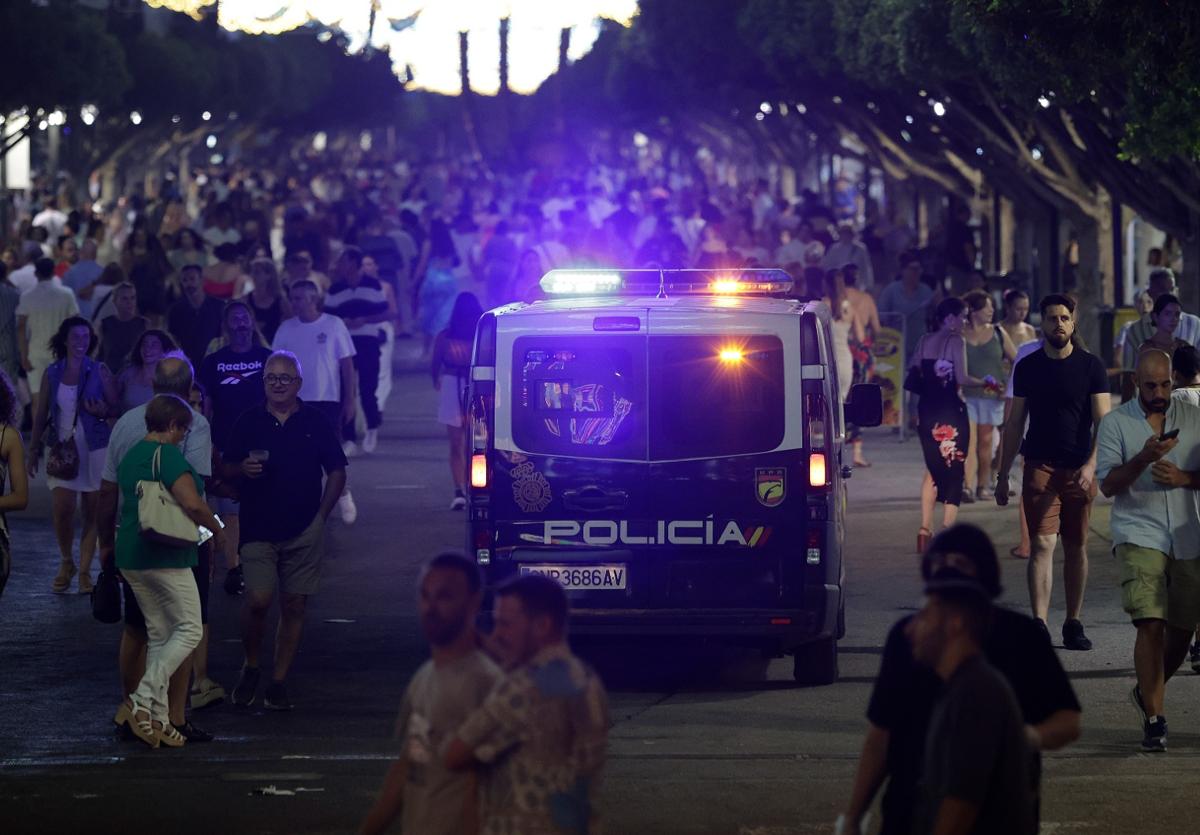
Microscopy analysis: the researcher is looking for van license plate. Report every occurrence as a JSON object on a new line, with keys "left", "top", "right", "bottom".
{"left": 520, "top": 564, "right": 627, "bottom": 590}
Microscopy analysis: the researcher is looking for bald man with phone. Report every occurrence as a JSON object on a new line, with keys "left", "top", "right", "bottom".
{"left": 1096, "top": 349, "right": 1200, "bottom": 751}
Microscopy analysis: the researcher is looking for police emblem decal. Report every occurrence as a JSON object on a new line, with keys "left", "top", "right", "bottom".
{"left": 512, "top": 462, "right": 553, "bottom": 513}
{"left": 755, "top": 468, "right": 786, "bottom": 507}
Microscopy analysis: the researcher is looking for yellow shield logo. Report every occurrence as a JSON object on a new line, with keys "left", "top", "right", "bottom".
{"left": 755, "top": 468, "right": 786, "bottom": 507}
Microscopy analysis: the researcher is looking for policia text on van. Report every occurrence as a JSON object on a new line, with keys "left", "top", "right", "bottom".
{"left": 465, "top": 269, "right": 882, "bottom": 684}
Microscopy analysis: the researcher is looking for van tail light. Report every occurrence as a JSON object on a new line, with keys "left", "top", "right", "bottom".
{"left": 808, "top": 452, "right": 827, "bottom": 488}
{"left": 471, "top": 454, "right": 488, "bottom": 489}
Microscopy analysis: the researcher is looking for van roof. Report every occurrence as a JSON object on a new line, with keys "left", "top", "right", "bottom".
{"left": 493, "top": 295, "right": 827, "bottom": 318}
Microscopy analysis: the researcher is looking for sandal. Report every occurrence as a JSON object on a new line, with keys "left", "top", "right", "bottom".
{"left": 154, "top": 720, "right": 186, "bottom": 748}
{"left": 78, "top": 575, "right": 94, "bottom": 595}
{"left": 853, "top": 459, "right": 872, "bottom": 468}
{"left": 51, "top": 561, "right": 77, "bottom": 594}
{"left": 917, "top": 527, "right": 933, "bottom": 554}
{"left": 1010, "top": 546, "right": 1031, "bottom": 560}
{"left": 121, "top": 701, "right": 159, "bottom": 748}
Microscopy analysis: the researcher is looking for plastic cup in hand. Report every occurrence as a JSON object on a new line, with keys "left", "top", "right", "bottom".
{"left": 249, "top": 449, "right": 270, "bottom": 464}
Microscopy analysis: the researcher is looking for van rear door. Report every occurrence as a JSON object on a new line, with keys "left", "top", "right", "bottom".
{"left": 642, "top": 306, "right": 807, "bottom": 608}
{"left": 489, "top": 307, "right": 651, "bottom": 599}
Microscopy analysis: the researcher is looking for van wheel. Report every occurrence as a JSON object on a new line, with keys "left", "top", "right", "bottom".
{"left": 792, "top": 637, "right": 838, "bottom": 686}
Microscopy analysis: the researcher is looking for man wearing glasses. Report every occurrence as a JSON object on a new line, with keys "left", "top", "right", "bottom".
{"left": 224, "top": 350, "right": 348, "bottom": 711}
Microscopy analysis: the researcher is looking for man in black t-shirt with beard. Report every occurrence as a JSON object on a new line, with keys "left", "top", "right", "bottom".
{"left": 199, "top": 301, "right": 272, "bottom": 597}
{"left": 840, "top": 525, "right": 1080, "bottom": 835}
{"left": 996, "top": 294, "right": 1110, "bottom": 650}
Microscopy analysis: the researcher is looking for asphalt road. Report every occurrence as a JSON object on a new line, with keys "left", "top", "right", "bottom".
{"left": 2, "top": 359, "right": 1198, "bottom": 834}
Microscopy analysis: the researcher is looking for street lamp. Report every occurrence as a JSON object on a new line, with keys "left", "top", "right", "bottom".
{"left": 130, "top": 111, "right": 143, "bottom": 126}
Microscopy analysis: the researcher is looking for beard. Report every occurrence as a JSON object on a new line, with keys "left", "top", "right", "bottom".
{"left": 1141, "top": 396, "right": 1169, "bottom": 414}
{"left": 421, "top": 613, "right": 467, "bottom": 647}
{"left": 1045, "top": 330, "right": 1070, "bottom": 349}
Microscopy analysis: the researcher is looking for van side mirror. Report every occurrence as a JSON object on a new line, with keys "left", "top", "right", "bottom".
{"left": 844, "top": 383, "right": 883, "bottom": 428}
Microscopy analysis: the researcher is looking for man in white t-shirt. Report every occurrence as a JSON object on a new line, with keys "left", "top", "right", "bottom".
{"left": 18, "top": 258, "right": 79, "bottom": 395}
{"left": 32, "top": 198, "right": 69, "bottom": 242}
{"left": 272, "top": 280, "right": 358, "bottom": 523}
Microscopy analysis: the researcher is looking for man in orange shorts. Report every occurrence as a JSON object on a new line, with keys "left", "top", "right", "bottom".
{"left": 996, "top": 294, "right": 1110, "bottom": 649}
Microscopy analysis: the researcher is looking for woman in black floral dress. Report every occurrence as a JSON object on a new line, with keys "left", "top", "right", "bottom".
{"left": 910, "top": 297, "right": 998, "bottom": 553}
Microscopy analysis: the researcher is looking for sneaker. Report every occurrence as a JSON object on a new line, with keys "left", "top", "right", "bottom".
{"left": 362, "top": 428, "right": 378, "bottom": 453}
{"left": 173, "top": 721, "right": 214, "bottom": 743}
{"left": 1190, "top": 642, "right": 1200, "bottom": 673}
{"left": 223, "top": 565, "right": 244, "bottom": 596}
{"left": 342, "top": 440, "right": 360, "bottom": 458}
{"left": 231, "top": 666, "right": 261, "bottom": 706}
{"left": 1061, "top": 619, "right": 1093, "bottom": 651}
{"left": 190, "top": 678, "right": 226, "bottom": 710}
{"left": 960, "top": 488, "right": 976, "bottom": 504}
{"left": 1129, "top": 685, "right": 1149, "bottom": 728}
{"left": 1035, "top": 619, "right": 1051, "bottom": 642}
{"left": 1143, "top": 716, "right": 1168, "bottom": 752}
{"left": 450, "top": 490, "right": 466, "bottom": 511}
{"left": 264, "top": 681, "right": 293, "bottom": 711}
{"left": 339, "top": 490, "right": 358, "bottom": 525}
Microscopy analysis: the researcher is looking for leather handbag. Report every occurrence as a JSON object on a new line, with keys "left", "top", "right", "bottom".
{"left": 137, "top": 445, "right": 199, "bottom": 548}
{"left": 91, "top": 563, "right": 122, "bottom": 624}
{"left": 45, "top": 435, "right": 80, "bottom": 479}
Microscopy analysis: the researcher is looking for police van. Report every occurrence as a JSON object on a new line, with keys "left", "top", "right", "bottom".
{"left": 466, "top": 269, "right": 882, "bottom": 684}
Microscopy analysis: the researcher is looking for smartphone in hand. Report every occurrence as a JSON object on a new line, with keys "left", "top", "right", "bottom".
{"left": 1161, "top": 428, "right": 1181, "bottom": 442}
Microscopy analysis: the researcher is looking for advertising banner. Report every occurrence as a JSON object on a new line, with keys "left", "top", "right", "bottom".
{"left": 872, "top": 313, "right": 905, "bottom": 430}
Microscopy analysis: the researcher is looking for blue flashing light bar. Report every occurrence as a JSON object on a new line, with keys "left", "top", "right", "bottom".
{"left": 538, "top": 268, "right": 794, "bottom": 297}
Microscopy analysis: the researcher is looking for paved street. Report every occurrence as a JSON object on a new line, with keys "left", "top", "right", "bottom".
{"left": 3, "top": 359, "right": 1199, "bottom": 834}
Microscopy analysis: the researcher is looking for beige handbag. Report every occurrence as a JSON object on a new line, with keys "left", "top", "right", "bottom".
{"left": 137, "top": 445, "right": 199, "bottom": 548}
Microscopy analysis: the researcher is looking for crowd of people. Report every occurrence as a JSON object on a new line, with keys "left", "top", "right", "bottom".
{"left": 6, "top": 137, "right": 1200, "bottom": 833}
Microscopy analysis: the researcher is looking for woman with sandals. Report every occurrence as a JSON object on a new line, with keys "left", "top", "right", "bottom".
{"left": 112, "top": 394, "right": 226, "bottom": 748}
{"left": 909, "top": 297, "right": 999, "bottom": 553}
{"left": 28, "top": 317, "right": 118, "bottom": 593}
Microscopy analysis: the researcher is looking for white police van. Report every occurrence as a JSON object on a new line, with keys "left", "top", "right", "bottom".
{"left": 466, "top": 269, "right": 881, "bottom": 684}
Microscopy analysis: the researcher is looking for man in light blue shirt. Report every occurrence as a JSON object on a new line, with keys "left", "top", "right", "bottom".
{"left": 877, "top": 253, "right": 933, "bottom": 359}
{"left": 63, "top": 239, "right": 104, "bottom": 319}
{"left": 1097, "top": 349, "right": 1200, "bottom": 752}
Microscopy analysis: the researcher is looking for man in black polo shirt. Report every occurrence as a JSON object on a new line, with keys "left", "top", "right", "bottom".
{"left": 224, "top": 350, "right": 347, "bottom": 710}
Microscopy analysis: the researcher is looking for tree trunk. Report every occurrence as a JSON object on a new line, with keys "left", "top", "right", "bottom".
{"left": 1181, "top": 211, "right": 1200, "bottom": 316}
{"left": 1071, "top": 199, "right": 1112, "bottom": 356}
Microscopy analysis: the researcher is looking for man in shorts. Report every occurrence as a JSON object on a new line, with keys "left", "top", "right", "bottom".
{"left": 1097, "top": 349, "right": 1200, "bottom": 751}
{"left": 224, "top": 350, "right": 347, "bottom": 710}
{"left": 996, "top": 294, "right": 1110, "bottom": 650}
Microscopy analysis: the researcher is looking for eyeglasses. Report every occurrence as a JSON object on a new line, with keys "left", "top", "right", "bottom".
{"left": 264, "top": 374, "right": 297, "bottom": 386}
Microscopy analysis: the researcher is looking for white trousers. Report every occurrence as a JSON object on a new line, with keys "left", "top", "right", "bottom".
{"left": 123, "top": 567, "right": 202, "bottom": 723}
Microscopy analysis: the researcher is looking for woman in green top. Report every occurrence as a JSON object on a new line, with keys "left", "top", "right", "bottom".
{"left": 113, "top": 394, "right": 225, "bottom": 749}
{"left": 961, "top": 290, "right": 1016, "bottom": 502}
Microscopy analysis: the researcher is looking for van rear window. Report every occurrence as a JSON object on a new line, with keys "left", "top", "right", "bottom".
{"left": 649, "top": 335, "right": 785, "bottom": 459}
{"left": 512, "top": 336, "right": 646, "bottom": 459}
{"left": 511, "top": 334, "right": 785, "bottom": 460}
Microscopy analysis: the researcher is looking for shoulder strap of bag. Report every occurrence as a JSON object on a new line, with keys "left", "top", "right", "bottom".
{"left": 70, "top": 362, "right": 89, "bottom": 432}
{"left": 151, "top": 443, "right": 162, "bottom": 482}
